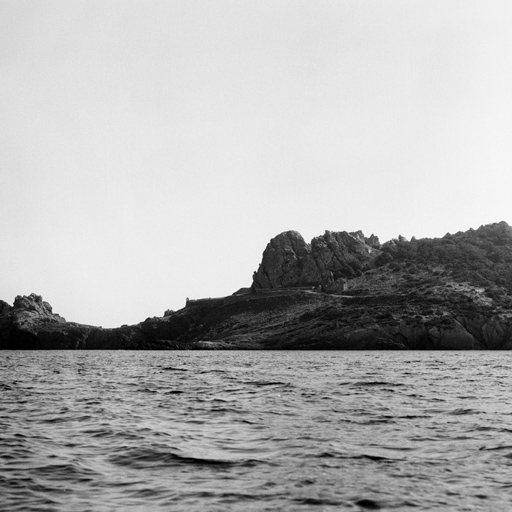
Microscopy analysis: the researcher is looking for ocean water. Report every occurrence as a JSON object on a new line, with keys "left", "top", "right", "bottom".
{"left": 1, "top": 351, "right": 512, "bottom": 511}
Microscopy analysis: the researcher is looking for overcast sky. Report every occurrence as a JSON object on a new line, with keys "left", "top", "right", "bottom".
{"left": 1, "top": 0, "right": 512, "bottom": 326}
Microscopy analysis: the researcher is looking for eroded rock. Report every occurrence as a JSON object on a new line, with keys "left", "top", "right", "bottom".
{"left": 252, "top": 229, "right": 382, "bottom": 290}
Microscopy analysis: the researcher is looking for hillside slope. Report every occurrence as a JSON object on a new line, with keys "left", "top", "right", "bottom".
{"left": 2, "top": 222, "right": 512, "bottom": 350}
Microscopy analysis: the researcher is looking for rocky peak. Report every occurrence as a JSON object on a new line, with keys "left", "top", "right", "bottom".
{"left": 251, "top": 231, "right": 318, "bottom": 289}
{"left": 0, "top": 300, "right": 12, "bottom": 316}
{"left": 11, "top": 294, "right": 65, "bottom": 323}
{"left": 14, "top": 293, "right": 52, "bottom": 313}
{"left": 349, "top": 231, "right": 380, "bottom": 248}
{"left": 252, "top": 229, "right": 382, "bottom": 290}
{"left": 475, "top": 221, "right": 512, "bottom": 243}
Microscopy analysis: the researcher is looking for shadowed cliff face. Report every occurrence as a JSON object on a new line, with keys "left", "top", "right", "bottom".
{"left": 0, "top": 294, "right": 151, "bottom": 350}
{"left": 2, "top": 222, "right": 512, "bottom": 350}
{"left": 0, "top": 294, "right": 86, "bottom": 349}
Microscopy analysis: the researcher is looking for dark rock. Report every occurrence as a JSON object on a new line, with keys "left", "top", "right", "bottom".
{"left": 251, "top": 231, "right": 319, "bottom": 289}
{"left": 0, "top": 294, "right": 151, "bottom": 350}
{"left": 252, "top": 229, "right": 381, "bottom": 290}
{"left": 2, "top": 221, "right": 512, "bottom": 350}
{"left": 0, "top": 300, "right": 12, "bottom": 316}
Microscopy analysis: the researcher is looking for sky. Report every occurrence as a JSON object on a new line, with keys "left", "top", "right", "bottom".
{"left": 1, "top": 0, "right": 512, "bottom": 327}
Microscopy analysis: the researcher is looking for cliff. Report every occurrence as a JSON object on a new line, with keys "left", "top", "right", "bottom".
{"left": 252, "top": 229, "right": 381, "bottom": 292}
{"left": 2, "top": 221, "right": 512, "bottom": 350}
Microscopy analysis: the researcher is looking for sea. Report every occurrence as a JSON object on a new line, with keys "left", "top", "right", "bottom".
{"left": 2, "top": 350, "right": 512, "bottom": 512}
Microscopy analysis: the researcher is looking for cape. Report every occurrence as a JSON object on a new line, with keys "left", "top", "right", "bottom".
{"left": 2, "top": 221, "right": 512, "bottom": 350}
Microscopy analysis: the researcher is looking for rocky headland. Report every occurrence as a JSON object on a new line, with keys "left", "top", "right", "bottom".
{"left": 3, "top": 221, "right": 512, "bottom": 350}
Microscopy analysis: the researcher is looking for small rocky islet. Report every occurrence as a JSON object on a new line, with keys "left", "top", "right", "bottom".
{"left": 2, "top": 221, "right": 512, "bottom": 350}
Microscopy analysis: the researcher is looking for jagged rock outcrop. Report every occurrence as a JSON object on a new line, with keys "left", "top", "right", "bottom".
{"left": 12, "top": 293, "right": 65, "bottom": 323}
{"left": 0, "top": 294, "right": 89, "bottom": 349}
{"left": 310, "top": 230, "right": 381, "bottom": 282}
{"left": 252, "top": 230, "right": 381, "bottom": 290}
{"left": 1, "top": 295, "right": 61, "bottom": 348}
{"left": 0, "top": 293, "right": 152, "bottom": 350}
{"left": 251, "top": 231, "right": 318, "bottom": 289}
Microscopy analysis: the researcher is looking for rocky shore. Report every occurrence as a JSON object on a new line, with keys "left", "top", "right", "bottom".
{"left": 2, "top": 221, "right": 512, "bottom": 350}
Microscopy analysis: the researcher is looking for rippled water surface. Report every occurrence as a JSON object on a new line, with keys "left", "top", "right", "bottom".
{"left": 2, "top": 351, "right": 512, "bottom": 511}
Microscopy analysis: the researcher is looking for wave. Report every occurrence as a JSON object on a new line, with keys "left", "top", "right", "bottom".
{"left": 109, "top": 447, "right": 260, "bottom": 469}
{"left": 351, "top": 381, "right": 406, "bottom": 387}
{"left": 2, "top": 350, "right": 511, "bottom": 512}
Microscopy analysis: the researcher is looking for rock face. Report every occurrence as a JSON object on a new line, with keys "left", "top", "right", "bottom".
{"left": 0, "top": 293, "right": 150, "bottom": 350}
{"left": 251, "top": 231, "right": 318, "bottom": 289}
{"left": 12, "top": 293, "right": 65, "bottom": 322}
{"left": 0, "top": 294, "right": 79, "bottom": 349}
{"left": 252, "top": 230, "right": 381, "bottom": 290}
{"left": 2, "top": 221, "right": 512, "bottom": 350}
